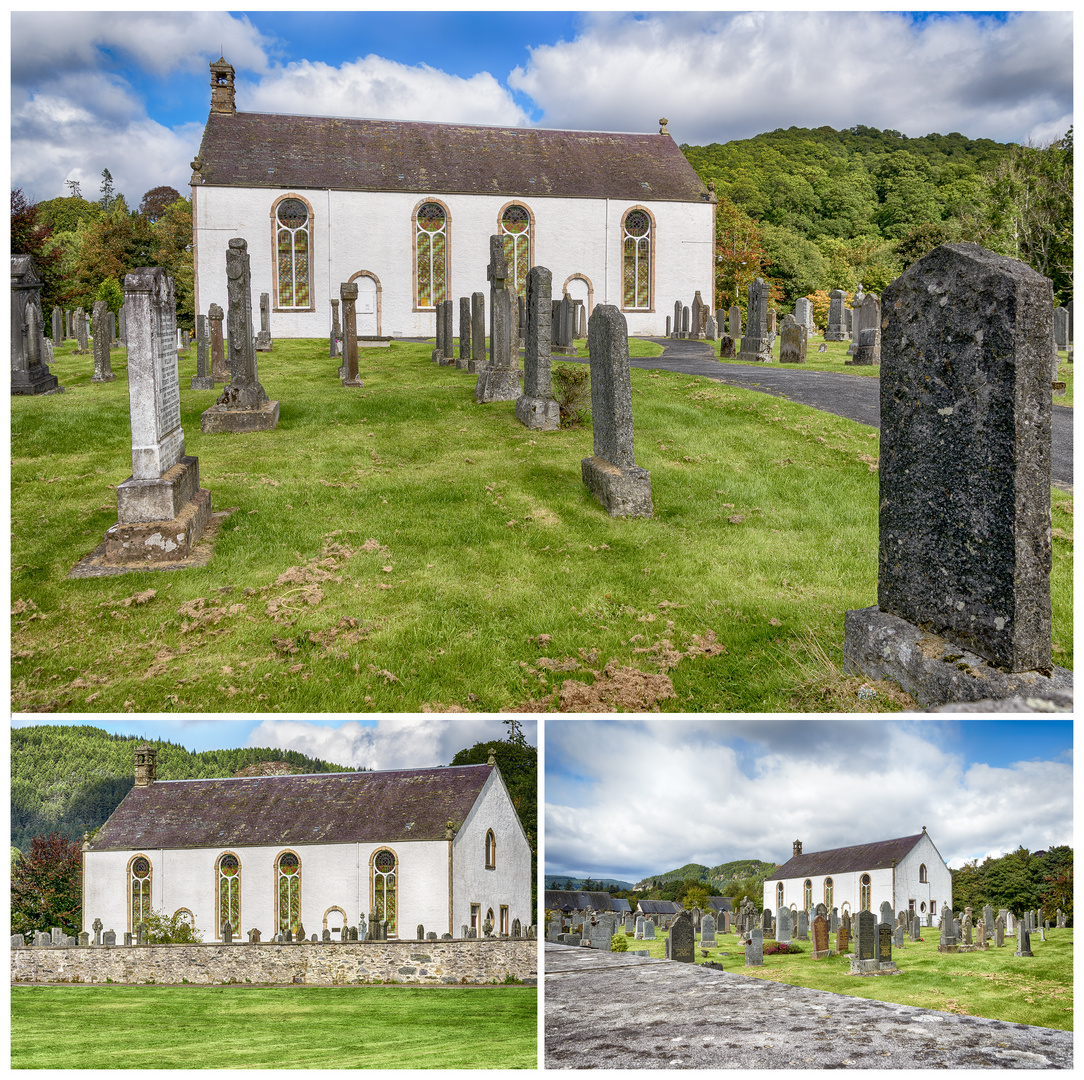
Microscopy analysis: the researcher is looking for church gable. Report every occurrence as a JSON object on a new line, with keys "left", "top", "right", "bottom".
{"left": 769, "top": 834, "right": 925, "bottom": 881}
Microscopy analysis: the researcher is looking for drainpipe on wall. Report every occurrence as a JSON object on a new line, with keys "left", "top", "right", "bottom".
{"left": 326, "top": 189, "right": 332, "bottom": 336}
{"left": 604, "top": 200, "right": 609, "bottom": 307}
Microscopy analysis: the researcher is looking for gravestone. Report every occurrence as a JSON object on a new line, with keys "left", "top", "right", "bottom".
{"left": 11, "top": 255, "right": 62, "bottom": 395}
{"left": 1053, "top": 305, "right": 1069, "bottom": 348}
{"left": 515, "top": 265, "right": 560, "bottom": 430}
{"left": 642, "top": 921, "right": 655, "bottom": 939}
{"left": 848, "top": 326, "right": 878, "bottom": 367}
{"left": 994, "top": 916, "right": 1005, "bottom": 947}
{"left": 457, "top": 296, "right": 472, "bottom": 369}
{"left": 855, "top": 911, "right": 876, "bottom": 960}
{"left": 976, "top": 919, "right": 987, "bottom": 948}
{"left": 818, "top": 343, "right": 827, "bottom": 352}
{"left": 581, "top": 305, "right": 653, "bottom": 516}
{"left": 103, "top": 930, "right": 116, "bottom": 946}
{"left": 624, "top": 917, "right": 635, "bottom": 934}
{"left": 573, "top": 298, "right": 586, "bottom": 339}
{"left": 779, "top": 313, "right": 807, "bottom": 363}
{"left": 796, "top": 909, "right": 809, "bottom": 940}
{"left": 75, "top": 307, "right": 89, "bottom": 353}
{"left": 104, "top": 268, "right": 211, "bottom": 563}
{"left": 200, "top": 239, "right": 280, "bottom": 432}
{"left": 553, "top": 294, "right": 575, "bottom": 355}
{"left": 329, "top": 298, "right": 340, "bottom": 359}
{"left": 469, "top": 292, "right": 486, "bottom": 374}
{"left": 880, "top": 902, "right": 894, "bottom": 926}
{"left": 673, "top": 300, "right": 682, "bottom": 338}
{"left": 180, "top": 328, "right": 188, "bottom": 351}
{"left": 722, "top": 912, "right": 730, "bottom": 934}
{"left": 681, "top": 305, "right": 690, "bottom": 337}
{"left": 701, "top": 915, "right": 716, "bottom": 946}
{"left": 339, "top": 283, "right": 363, "bottom": 387}
{"left": 511, "top": 918, "right": 521, "bottom": 938}
{"left": 51, "top": 927, "right": 65, "bottom": 946}
{"left": 93, "top": 918, "right": 103, "bottom": 946}
{"left": 191, "top": 313, "right": 214, "bottom": 389}
{"left": 962, "top": 913, "right": 973, "bottom": 945}
{"left": 665, "top": 315, "right": 671, "bottom": 337}
{"left": 761, "top": 908, "right": 772, "bottom": 933}
{"left": 1056, "top": 909, "right": 1065, "bottom": 929}
{"left": 893, "top": 925, "right": 904, "bottom": 948}
{"left": 255, "top": 292, "right": 272, "bottom": 351}
{"left": 705, "top": 315, "right": 717, "bottom": 340}
{"left": 417, "top": 924, "right": 425, "bottom": 940}
{"left": 634, "top": 916, "right": 645, "bottom": 939}
{"left": 1015, "top": 926, "right": 1032, "bottom": 957}
{"left": 877, "top": 922, "right": 893, "bottom": 964}
{"left": 586, "top": 918, "right": 614, "bottom": 951}
{"left": 690, "top": 292, "right": 703, "bottom": 340}
{"left": 830, "top": 910, "right": 839, "bottom": 934}
{"left": 825, "top": 289, "right": 848, "bottom": 340}
{"left": 846, "top": 289, "right": 864, "bottom": 354}
{"left": 843, "top": 911, "right": 851, "bottom": 933}
{"left": 744, "top": 928, "right": 763, "bottom": 966}
{"left": 322, "top": 929, "right": 332, "bottom": 942}
{"left": 738, "top": 278, "right": 772, "bottom": 362}
{"left": 911, "top": 916, "right": 921, "bottom": 941}
{"left": 668, "top": 913, "right": 695, "bottom": 962}
{"left": 776, "top": 907, "right": 792, "bottom": 945}
{"left": 811, "top": 915, "right": 831, "bottom": 958}
{"left": 844, "top": 243, "right": 1069, "bottom": 705}
{"left": 729, "top": 305, "right": 741, "bottom": 340}
{"left": 208, "top": 303, "right": 227, "bottom": 383}
{"left": 845, "top": 294, "right": 880, "bottom": 366}
{"left": 719, "top": 334, "right": 736, "bottom": 359}
{"left": 795, "top": 296, "right": 814, "bottom": 334}
{"left": 12, "top": 934, "right": 25, "bottom": 948}
{"left": 939, "top": 906, "right": 958, "bottom": 952}
{"left": 52, "top": 305, "right": 63, "bottom": 345}
{"left": 222, "top": 922, "right": 233, "bottom": 945}
{"left": 441, "top": 300, "right": 456, "bottom": 364}
{"left": 983, "top": 905, "right": 994, "bottom": 936}
{"left": 118, "top": 304, "right": 127, "bottom": 344}
{"left": 135, "top": 922, "right": 148, "bottom": 945}
{"left": 476, "top": 236, "right": 520, "bottom": 402}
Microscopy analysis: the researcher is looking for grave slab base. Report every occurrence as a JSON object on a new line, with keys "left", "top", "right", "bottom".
{"left": 199, "top": 400, "right": 280, "bottom": 434}
{"left": 581, "top": 456, "right": 653, "bottom": 518}
{"left": 340, "top": 377, "right": 364, "bottom": 388}
{"left": 454, "top": 357, "right": 471, "bottom": 370}
{"left": 90, "top": 372, "right": 117, "bottom": 382}
{"left": 117, "top": 456, "right": 200, "bottom": 523}
{"left": 103, "top": 488, "right": 211, "bottom": 564}
{"left": 515, "top": 395, "right": 560, "bottom": 431}
{"left": 358, "top": 337, "right": 391, "bottom": 348}
{"left": 843, "top": 606, "right": 1073, "bottom": 708}
{"left": 475, "top": 366, "right": 521, "bottom": 403}
{"left": 190, "top": 375, "right": 215, "bottom": 390}
{"left": 12, "top": 366, "right": 62, "bottom": 395}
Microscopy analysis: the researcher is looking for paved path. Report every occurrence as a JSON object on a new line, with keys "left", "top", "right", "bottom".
{"left": 634, "top": 338, "right": 1073, "bottom": 491}
{"left": 544, "top": 943, "right": 1072, "bottom": 1070}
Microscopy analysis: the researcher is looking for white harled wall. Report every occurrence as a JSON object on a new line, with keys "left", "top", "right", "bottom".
{"left": 194, "top": 185, "right": 715, "bottom": 339}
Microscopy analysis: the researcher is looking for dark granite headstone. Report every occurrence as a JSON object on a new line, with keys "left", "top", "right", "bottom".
{"left": 855, "top": 911, "right": 876, "bottom": 961}
{"left": 877, "top": 922, "right": 892, "bottom": 963}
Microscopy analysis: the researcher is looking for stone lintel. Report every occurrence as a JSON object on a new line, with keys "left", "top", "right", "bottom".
{"left": 581, "top": 456, "right": 653, "bottom": 518}
{"left": 116, "top": 456, "right": 201, "bottom": 523}
{"left": 515, "top": 395, "right": 560, "bottom": 431}
{"left": 199, "top": 400, "right": 280, "bottom": 434}
{"left": 104, "top": 488, "right": 211, "bottom": 564}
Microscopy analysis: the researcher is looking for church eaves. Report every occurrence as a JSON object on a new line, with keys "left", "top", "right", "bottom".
{"left": 193, "top": 112, "right": 709, "bottom": 203}
{"left": 767, "top": 834, "right": 926, "bottom": 880}
{"left": 89, "top": 765, "right": 493, "bottom": 851}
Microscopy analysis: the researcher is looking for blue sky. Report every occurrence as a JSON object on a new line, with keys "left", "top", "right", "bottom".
{"left": 11, "top": 10, "right": 1073, "bottom": 205}
{"left": 10, "top": 717, "right": 535, "bottom": 769}
{"left": 545, "top": 720, "right": 1073, "bottom": 881}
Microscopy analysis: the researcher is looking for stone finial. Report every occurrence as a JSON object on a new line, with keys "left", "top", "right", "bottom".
{"left": 445, "top": 819, "right": 456, "bottom": 840}
{"left": 487, "top": 747, "right": 497, "bottom": 766}
{"left": 659, "top": 118, "right": 670, "bottom": 135}
{"left": 793, "top": 839, "right": 802, "bottom": 856}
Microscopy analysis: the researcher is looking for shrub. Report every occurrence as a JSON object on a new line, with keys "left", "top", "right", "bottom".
{"left": 763, "top": 940, "right": 802, "bottom": 955}
{"left": 611, "top": 934, "right": 628, "bottom": 952}
{"left": 140, "top": 908, "right": 204, "bottom": 945}
{"left": 551, "top": 363, "right": 590, "bottom": 427}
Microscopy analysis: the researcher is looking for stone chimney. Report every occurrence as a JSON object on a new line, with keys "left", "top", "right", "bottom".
{"left": 210, "top": 57, "right": 236, "bottom": 114}
{"left": 793, "top": 839, "right": 802, "bottom": 857}
{"left": 134, "top": 743, "right": 157, "bottom": 787}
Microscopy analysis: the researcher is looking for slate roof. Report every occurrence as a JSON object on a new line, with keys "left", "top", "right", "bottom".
{"left": 636, "top": 900, "right": 682, "bottom": 915}
{"left": 767, "top": 834, "right": 926, "bottom": 881}
{"left": 707, "top": 897, "right": 734, "bottom": 913}
{"left": 195, "top": 112, "right": 709, "bottom": 203}
{"left": 544, "top": 890, "right": 624, "bottom": 912}
{"left": 89, "top": 765, "right": 493, "bottom": 851}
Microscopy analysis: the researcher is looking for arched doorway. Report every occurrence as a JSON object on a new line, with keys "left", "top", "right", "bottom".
{"left": 348, "top": 271, "right": 381, "bottom": 337}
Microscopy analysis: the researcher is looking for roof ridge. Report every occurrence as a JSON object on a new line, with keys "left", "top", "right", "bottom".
{"left": 149, "top": 763, "right": 492, "bottom": 783}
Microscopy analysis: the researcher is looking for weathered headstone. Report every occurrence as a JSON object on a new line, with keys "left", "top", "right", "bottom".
{"left": 12, "top": 934, "right": 25, "bottom": 948}
{"left": 795, "top": 296, "right": 814, "bottom": 334}
{"left": 779, "top": 313, "right": 807, "bottom": 363}
{"left": 729, "top": 305, "right": 741, "bottom": 340}
{"left": 255, "top": 292, "right": 272, "bottom": 351}
{"left": 705, "top": 315, "right": 717, "bottom": 340}
{"left": 52, "top": 305, "right": 63, "bottom": 346}
{"left": 665, "top": 315, "right": 672, "bottom": 337}
{"left": 994, "top": 916, "right": 1005, "bottom": 947}
{"left": 796, "top": 909, "right": 809, "bottom": 941}
{"left": 667, "top": 913, "right": 695, "bottom": 963}
{"left": 516, "top": 266, "right": 559, "bottom": 430}
{"left": 911, "top": 916, "right": 920, "bottom": 941}
{"left": 208, "top": 303, "right": 227, "bottom": 383}
{"left": 825, "top": 289, "right": 848, "bottom": 341}
{"left": 338, "top": 282, "right": 363, "bottom": 387}
{"left": 719, "top": 334, "right": 736, "bottom": 359}
{"left": 441, "top": 300, "right": 456, "bottom": 364}
{"left": 690, "top": 292, "right": 703, "bottom": 340}
{"left": 469, "top": 292, "right": 486, "bottom": 374}
{"left": 329, "top": 298, "right": 340, "bottom": 359}
{"left": 961, "top": 913, "right": 973, "bottom": 945}
{"left": 457, "top": 296, "right": 472, "bottom": 369}
{"left": 681, "top": 305, "right": 690, "bottom": 337}
{"left": 92, "top": 918, "right": 103, "bottom": 947}
{"left": 1053, "top": 305, "right": 1069, "bottom": 348}
{"left": 118, "top": 303, "right": 126, "bottom": 344}
{"left": 476, "top": 236, "right": 520, "bottom": 402}
{"left": 103, "top": 930, "right": 116, "bottom": 946}
{"left": 1015, "top": 925, "right": 1032, "bottom": 957}
{"left": 11, "top": 255, "right": 62, "bottom": 395}
{"left": 939, "top": 906, "right": 958, "bottom": 952}
{"left": 776, "top": 907, "right": 792, "bottom": 945}
{"left": 552, "top": 294, "right": 575, "bottom": 355}
{"left": 738, "top": 278, "right": 772, "bottom": 362}
{"left": 701, "top": 915, "right": 716, "bottom": 946}
{"left": 855, "top": 911, "right": 876, "bottom": 960}
{"left": 983, "top": 905, "right": 994, "bottom": 936}
{"left": 893, "top": 925, "right": 904, "bottom": 948}
{"left": 75, "top": 306, "right": 89, "bottom": 353}
{"left": 744, "top": 928, "right": 763, "bottom": 966}
{"left": 673, "top": 300, "right": 682, "bottom": 339}
{"left": 200, "top": 239, "right": 280, "bottom": 432}
{"left": 581, "top": 305, "right": 653, "bottom": 517}
{"left": 222, "top": 921, "right": 233, "bottom": 945}
{"left": 191, "top": 313, "right": 214, "bottom": 389}
{"left": 811, "top": 914, "right": 830, "bottom": 958}
{"left": 877, "top": 922, "right": 893, "bottom": 964}
{"left": 642, "top": 920, "right": 655, "bottom": 939}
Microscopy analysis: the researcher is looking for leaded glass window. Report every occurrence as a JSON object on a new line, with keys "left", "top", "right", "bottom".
{"left": 278, "top": 852, "right": 300, "bottom": 934}
{"left": 776, "top": 882, "right": 784, "bottom": 908}
{"left": 416, "top": 203, "right": 447, "bottom": 309}
{"left": 275, "top": 198, "right": 310, "bottom": 308}
{"left": 803, "top": 879, "right": 812, "bottom": 911}
{"left": 373, "top": 849, "right": 397, "bottom": 937}
{"left": 218, "top": 853, "right": 240, "bottom": 937}
{"left": 622, "top": 209, "right": 651, "bottom": 309}
{"left": 860, "top": 874, "right": 871, "bottom": 912}
{"left": 485, "top": 830, "right": 496, "bottom": 869}
{"left": 499, "top": 204, "right": 531, "bottom": 298}
{"left": 131, "top": 855, "right": 151, "bottom": 930}
{"left": 824, "top": 878, "right": 834, "bottom": 910}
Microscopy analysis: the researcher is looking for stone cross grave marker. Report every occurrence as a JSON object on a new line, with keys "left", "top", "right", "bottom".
{"left": 738, "top": 278, "right": 772, "bottom": 362}
{"left": 515, "top": 265, "right": 560, "bottom": 430}
{"left": 339, "top": 282, "right": 363, "bottom": 387}
{"left": 255, "top": 292, "right": 272, "bottom": 351}
{"left": 476, "top": 236, "right": 520, "bottom": 403}
{"left": 92, "top": 918, "right": 103, "bottom": 946}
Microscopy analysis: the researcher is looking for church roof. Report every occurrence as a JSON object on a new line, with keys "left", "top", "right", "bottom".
{"left": 636, "top": 900, "right": 682, "bottom": 915}
{"left": 194, "top": 112, "right": 709, "bottom": 203}
{"left": 544, "top": 890, "right": 623, "bottom": 913}
{"left": 767, "top": 834, "right": 926, "bottom": 880}
{"left": 90, "top": 765, "right": 493, "bottom": 851}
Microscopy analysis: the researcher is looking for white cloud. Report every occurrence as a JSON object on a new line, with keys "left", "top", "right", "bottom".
{"left": 246, "top": 718, "right": 535, "bottom": 772}
{"left": 243, "top": 57, "right": 530, "bottom": 127}
{"left": 509, "top": 11, "right": 1072, "bottom": 145}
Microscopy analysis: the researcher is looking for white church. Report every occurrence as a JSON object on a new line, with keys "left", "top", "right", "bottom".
{"left": 763, "top": 830, "right": 953, "bottom": 922}
{"left": 190, "top": 58, "right": 716, "bottom": 340}
{"left": 82, "top": 745, "right": 532, "bottom": 941}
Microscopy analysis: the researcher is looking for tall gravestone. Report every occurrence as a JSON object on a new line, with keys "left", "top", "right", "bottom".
{"left": 779, "top": 314, "right": 807, "bottom": 364}
{"left": 855, "top": 911, "right": 876, "bottom": 961}
{"left": 1015, "top": 925, "right": 1033, "bottom": 957}
{"left": 11, "top": 255, "right": 62, "bottom": 395}
{"left": 846, "top": 293, "right": 881, "bottom": 365}
{"left": 329, "top": 298, "right": 340, "bottom": 359}
{"left": 458, "top": 296, "right": 472, "bottom": 369}
{"left": 846, "top": 289, "right": 864, "bottom": 355}
{"left": 705, "top": 314, "right": 717, "bottom": 340}
{"left": 208, "top": 303, "right": 227, "bottom": 383}
{"left": 673, "top": 300, "right": 682, "bottom": 339}
{"left": 191, "top": 314, "right": 214, "bottom": 389}
{"left": 581, "top": 305, "right": 653, "bottom": 517}
{"left": 738, "top": 278, "right": 772, "bottom": 362}
{"left": 845, "top": 244, "right": 1070, "bottom": 706}
{"left": 729, "top": 305, "right": 741, "bottom": 340}
{"left": 340, "top": 282, "right": 363, "bottom": 387}
{"left": 469, "top": 292, "right": 486, "bottom": 374}
{"left": 796, "top": 909, "right": 809, "bottom": 941}
{"left": 690, "top": 292, "right": 703, "bottom": 340}
{"left": 825, "top": 289, "right": 848, "bottom": 341}
{"left": 75, "top": 307, "right": 89, "bottom": 353}
{"left": 200, "top": 240, "right": 280, "bottom": 432}
{"left": 515, "top": 265, "right": 560, "bottom": 430}
{"left": 794, "top": 296, "right": 813, "bottom": 335}
{"left": 432, "top": 298, "right": 445, "bottom": 363}
{"left": 1053, "top": 306, "right": 1069, "bottom": 348}
{"left": 700, "top": 915, "right": 716, "bottom": 946}
{"left": 811, "top": 914, "right": 830, "bottom": 958}
{"left": 776, "top": 907, "right": 792, "bottom": 944}
{"left": 744, "top": 928, "right": 763, "bottom": 966}
{"left": 552, "top": 295, "right": 575, "bottom": 355}
{"left": 681, "top": 305, "right": 690, "bottom": 337}
{"left": 476, "top": 236, "right": 520, "bottom": 403}
{"left": 668, "top": 913, "right": 695, "bottom": 963}
{"left": 104, "top": 268, "right": 211, "bottom": 563}
{"left": 91, "top": 300, "right": 116, "bottom": 382}
{"left": 52, "top": 305, "right": 63, "bottom": 346}
{"left": 442, "top": 300, "right": 456, "bottom": 364}
{"left": 255, "top": 292, "right": 272, "bottom": 351}
{"left": 118, "top": 303, "right": 126, "bottom": 344}
{"left": 572, "top": 299, "right": 586, "bottom": 339}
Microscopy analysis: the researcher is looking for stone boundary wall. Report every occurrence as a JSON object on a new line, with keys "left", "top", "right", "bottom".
{"left": 12, "top": 938, "right": 536, "bottom": 987}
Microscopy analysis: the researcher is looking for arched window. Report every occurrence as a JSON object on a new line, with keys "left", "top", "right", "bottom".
{"left": 776, "top": 882, "right": 784, "bottom": 908}
{"left": 274, "top": 196, "right": 312, "bottom": 309}
{"left": 824, "top": 878, "right": 834, "bottom": 910}
{"left": 485, "top": 830, "right": 496, "bottom": 869}
{"left": 373, "top": 848, "right": 398, "bottom": 937}
{"left": 860, "top": 874, "right": 871, "bottom": 912}
{"left": 277, "top": 851, "right": 301, "bottom": 935}
{"left": 485, "top": 907, "right": 495, "bottom": 932}
{"left": 803, "top": 880, "right": 813, "bottom": 911}
{"left": 415, "top": 201, "right": 448, "bottom": 310}
{"left": 622, "top": 208, "right": 652, "bottom": 310}
{"left": 174, "top": 908, "right": 194, "bottom": 927}
{"left": 218, "top": 853, "right": 241, "bottom": 938}
{"left": 919, "top": 863, "right": 927, "bottom": 883}
{"left": 130, "top": 855, "right": 152, "bottom": 931}
{"left": 499, "top": 203, "right": 532, "bottom": 298}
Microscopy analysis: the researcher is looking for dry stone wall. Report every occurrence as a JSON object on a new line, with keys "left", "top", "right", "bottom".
{"left": 12, "top": 939, "right": 535, "bottom": 987}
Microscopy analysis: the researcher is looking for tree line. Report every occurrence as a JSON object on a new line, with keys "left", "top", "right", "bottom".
{"left": 950, "top": 845, "right": 1072, "bottom": 925}
{"left": 684, "top": 123, "right": 1073, "bottom": 318}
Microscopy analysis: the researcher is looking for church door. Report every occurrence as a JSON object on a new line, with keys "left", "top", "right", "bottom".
{"left": 356, "top": 276, "right": 378, "bottom": 336}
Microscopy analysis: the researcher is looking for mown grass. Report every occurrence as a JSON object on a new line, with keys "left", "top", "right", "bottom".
{"left": 11, "top": 337, "right": 1072, "bottom": 712}
{"left": 615, "top": 926, "right": 1072, "bottom": 1031}
{"left": 10, "top": 985, "right": 537, "bottom": 1068}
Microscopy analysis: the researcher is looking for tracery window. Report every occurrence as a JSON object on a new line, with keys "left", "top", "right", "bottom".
{"left": 860, "top": 874, "right": 872, "bottom": 912}
{"left": 485, "top": 830, "right": 496, "bottom": 869}
{"left": 373, "top": 848, "right": 398, "bottom": 937}
{"left": 218, "top": 853, "right": 241, "bottom": 938}
{"left": 776, "top": 882, "right": 784, "bottom": 908}
{"left": 919, "top": 863, "right": 927, "bottom": 883}
{"left": 499, "top": 204, "right": 532, "bottom": 298}
{"left": 130, "top": 855, "right": 152, "bottom": 931}
{"left": 415, "top": 202, "right": 448, "bottom": 309}
{"left": 275, "top": 197, "right": 311, "bottom": 308}
{"left": 277, "top": 851, "right": 301, "bottom": 934}
{"left": 824, "top": 878, "right": 834, "bottom": 910}
{"left": 622, "top": 208, "right": 652, "bottom": 309}
{"left": 803, "top": 880, "right": 812, "bottom": 911}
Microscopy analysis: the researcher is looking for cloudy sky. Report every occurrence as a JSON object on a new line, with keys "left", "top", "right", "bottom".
{"left": 11, "top": 10, "right": 1073, "bottom": 206}
{"left": 10, "top": 716, "right": 534, "bottom": 769}
{"left": 545, "top": 720, "right": 1073, "bottom": 882}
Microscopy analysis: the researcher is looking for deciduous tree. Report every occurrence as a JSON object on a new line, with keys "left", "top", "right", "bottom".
{"left": 10, "top": 832, "right": 83, "bottom": 939}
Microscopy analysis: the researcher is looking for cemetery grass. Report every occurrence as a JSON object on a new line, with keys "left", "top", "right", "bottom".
{"left": 9, "top": 984, "right": 537, "bottom": 1068}
{"left": 11, "top": 339, "right": 1072, "bottom": 713}
{"left": 616, "top": 928, "right": 1072, "bottom": 1031}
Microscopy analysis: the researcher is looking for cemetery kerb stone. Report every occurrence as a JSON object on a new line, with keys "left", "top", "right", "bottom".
{"left": 200, "top": 239, "right": 280, "bottom": 433}
{"left": 11, "top": 254, "right": 62, "bottom": 395}
{"left": 103, "top": 267, "right": 211, "bottom": 564}
{"left": 476, "top": 235, "right": 520, "bottom": 403}
{"left": 779, "top": 314, "right": 807, "bottom": 364}
{"left": 457, "top": 296, "right": 472, "bottom": 369}
{"left": 738, "top": 278, "right": 772, "bottom": 362}
{"left": 469, "top": 292, "right": 486, "bottom": 374}
{"left": 208, "top": 303, "right": 227, "bottom": 383}
{"left": 515, "top": 265, "right": 560, "bottom": 430}
{"left": 191, "top": 313, "right": 215, "bottom": 389}
{"left": 844, "top": 242, "right": 1072, "bottom": 707}
{"left": 339, "top": 282, "right": 363, "bottom": 387}
{"left": 580, "top": 304, "right": 653, "bottom": 517}
{"left": 91, "top": 300, "right": 116, "bottom": 382}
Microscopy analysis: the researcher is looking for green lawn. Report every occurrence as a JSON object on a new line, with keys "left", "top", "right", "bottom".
{"left": 10, "top": 985, "right": 537, "bottom": 1068}
{"left": 614, "top": 926, "right": 1072, "bottom": 1031}
{"left": 11, "top": 337, "right": 1072, "bottom": 712}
